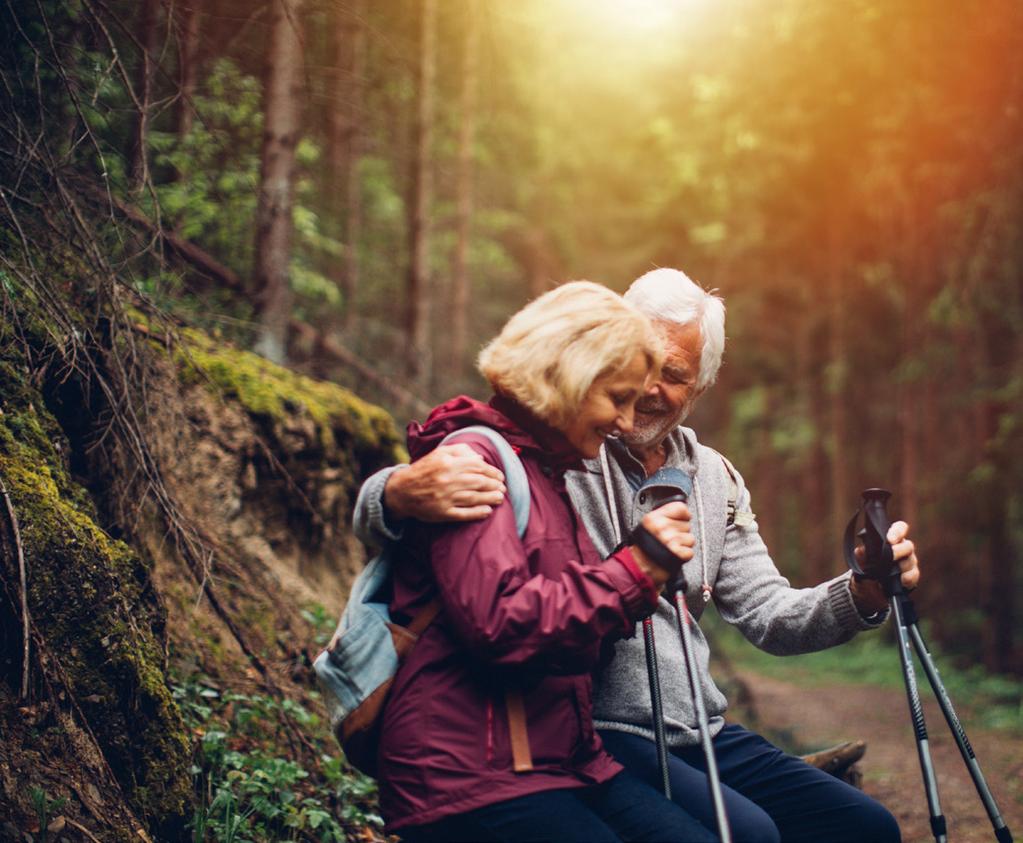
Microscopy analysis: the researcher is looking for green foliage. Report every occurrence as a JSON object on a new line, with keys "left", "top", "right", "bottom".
{"left": 172, "top": 674, "right": 383, "bottom": 842}
{"left": 148, "top": 59, "right": 348, "bottom": 320}
{"left": 150, "top": 59, "right": 262, "bottom": 274}
{"left": 301, "top": 604, "right": 337, "bottom": 649}
{"left": 29, "top": 787, "right": 68, "bottom": 843}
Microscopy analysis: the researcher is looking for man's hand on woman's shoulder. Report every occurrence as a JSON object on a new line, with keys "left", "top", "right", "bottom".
{"left": 383, "top": 443, "right": 507, "bottom": 522}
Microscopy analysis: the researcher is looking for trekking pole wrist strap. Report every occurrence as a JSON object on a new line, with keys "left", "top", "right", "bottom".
{"left": 630, "top": 523, "right": 683, "bottom": 580}
{"left": 842, "top": 503, "right": 895, "bottom": 580}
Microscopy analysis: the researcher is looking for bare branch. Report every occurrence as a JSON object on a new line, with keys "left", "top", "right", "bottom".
{"left": 0, "top": 473, "right": 31, "bottom": 700}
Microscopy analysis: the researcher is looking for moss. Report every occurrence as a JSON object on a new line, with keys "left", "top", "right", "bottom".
{"left": 0, "top": 361, "right": 66, "bottom": 476}
{"left": 172, "top": 327, "right": 407, "bottom": 463}
{"left": 0, "top": 351, "right": 191, "bottom": 835}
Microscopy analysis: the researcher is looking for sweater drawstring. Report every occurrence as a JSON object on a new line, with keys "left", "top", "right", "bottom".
{"left": 599, "top": 444, "right": 623, "bottom": 547}
{"left": 693, "top": 476, "right": 712, "bottom": 602}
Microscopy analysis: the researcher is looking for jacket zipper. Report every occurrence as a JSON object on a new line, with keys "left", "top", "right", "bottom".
{"left": 486, "top": 698, "right": 494, "bottom": 763}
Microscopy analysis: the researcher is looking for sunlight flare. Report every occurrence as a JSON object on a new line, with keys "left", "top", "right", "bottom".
{"left": 573, "top": 0, "right": 709, "bottom": 34}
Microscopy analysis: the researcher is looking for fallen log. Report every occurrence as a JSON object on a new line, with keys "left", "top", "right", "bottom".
{"left": 97, "top": 189, "right": 246, "bottom": 292}
{"left": 801, "top": 740, "right": 866, "bottom": 788}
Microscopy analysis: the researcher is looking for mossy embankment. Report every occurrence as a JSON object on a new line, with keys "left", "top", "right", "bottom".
{"left": 0, "top": 346, "right": 191, "bottom": 840}
{"left": 0, "top": 315, "right": 405, "bottom": 841}
{"left": 174, "top": 325, "right": 405, "bottom": 463}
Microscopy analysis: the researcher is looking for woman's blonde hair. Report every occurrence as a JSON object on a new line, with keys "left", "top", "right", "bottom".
{"left": 477, "top": 281, "right": 663, "bottom": 427}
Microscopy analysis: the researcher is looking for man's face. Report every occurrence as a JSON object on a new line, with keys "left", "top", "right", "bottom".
{"left": 624, "top": 319, "right": 704, "bottom": 449}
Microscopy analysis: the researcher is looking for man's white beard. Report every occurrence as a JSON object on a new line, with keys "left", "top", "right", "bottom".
{"left": 623, "top": 401, "right": 693, "bottom": 450}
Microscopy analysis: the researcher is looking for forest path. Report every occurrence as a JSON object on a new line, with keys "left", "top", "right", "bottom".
{"left": 736, "top": 669, "right": 1023, "bottom": 843}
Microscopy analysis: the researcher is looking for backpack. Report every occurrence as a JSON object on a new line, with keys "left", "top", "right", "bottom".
{"left": 313, "top": 426, "right": 531, "bottom": 776}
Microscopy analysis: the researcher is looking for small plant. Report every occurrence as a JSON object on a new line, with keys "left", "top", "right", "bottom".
{"left": 301, "top": 604, "right": 336, "bottom": 648}
{"left": 29, "top": 786, "right": 67, "bottom": 843}
{"left": 173, "top": 671, "right": 379, "bottom": 842}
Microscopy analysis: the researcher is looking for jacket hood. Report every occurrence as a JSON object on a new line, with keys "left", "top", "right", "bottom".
{"left": 406, "top": 394, "right": 582, "bottom": 472}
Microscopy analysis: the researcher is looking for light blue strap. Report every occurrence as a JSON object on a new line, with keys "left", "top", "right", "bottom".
{"left": 439, "top": 425, "right": 530, "bottom": 538}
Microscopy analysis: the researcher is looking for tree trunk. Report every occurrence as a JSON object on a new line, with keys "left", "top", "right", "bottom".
{"left": 325, "top": 0, "right": 365, "bottom": 330}
{"left": 450, "top": 0, "right": 480, "bottom": 380}
{"left": 897, "top": 195, "right": 921, "bottom": 531}
{"left": 406, "top": 0, "right": 437, "bottom": 389}
{"left": 129, "top": 0, "right": 162, "bottom": 188}
{"left": 175, "top": 0, "right": 203, "bottom": 140}
{"left": 826, "top": 200, "right": 850, "bottom": 541}
{"left": 253, "top": 0, "right": 305, "bottom": 364}
{"left": 752, "top": 389, "right": 784, "bottom": 577}
{"left": 797, "top": 286, "right": 829, "bottom": 585}
{"left": 984, "top": 471, "right": 1015, "bottom": 673}
{"left": 343, "top": 0, "right": 366, "bottom": 331}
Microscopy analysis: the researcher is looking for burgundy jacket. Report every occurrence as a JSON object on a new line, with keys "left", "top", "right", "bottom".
{"left": 378, "top": 395, "right": 659, "bottom": 831}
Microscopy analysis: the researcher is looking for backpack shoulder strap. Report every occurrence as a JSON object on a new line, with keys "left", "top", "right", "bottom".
{"left": 406, "top": 598, "right": 442, "bottom": 636}
{"left": 717, "top": 452, "right": 756, "bottom": 529}
{"left": 440, "top": 425, "right": 531, "bottom": 539}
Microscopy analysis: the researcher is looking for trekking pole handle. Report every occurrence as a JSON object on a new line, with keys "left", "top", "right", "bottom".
{"left": 629, "top": 491, "right": 690, "bottom": 594}
{"left": 860, "top": 488, "right": 892, "bottom": 567}
{"left": 843, "top": 488, "right": 900, "bottom": 595}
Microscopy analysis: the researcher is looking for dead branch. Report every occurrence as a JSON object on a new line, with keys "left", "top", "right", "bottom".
{"left": 65, "top": 818, "right": 104, "bottom": 843}
{"left": 0, "top": 472, "right": 30, "bottom": 700}
{"left": 291, "top": 320, "right": 432, "bottom": 417}
{"left": 87, "top": 186, "right": 246, "bottom": 292}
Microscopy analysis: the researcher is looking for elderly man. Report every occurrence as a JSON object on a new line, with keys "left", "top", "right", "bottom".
{"left": 354, "top": 268, "right": 918, "bottom": 843}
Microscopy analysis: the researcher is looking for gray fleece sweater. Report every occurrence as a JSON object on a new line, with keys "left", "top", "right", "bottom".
{"left": 353, "top": 425, "right": 883, "bottom": 748}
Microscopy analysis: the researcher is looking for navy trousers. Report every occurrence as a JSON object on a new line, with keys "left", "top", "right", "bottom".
{"left": 600, "top": 725, "right": 901, "bottom": 843}
{"left": 398, "top": 769, "right": 718, "bottom": 843}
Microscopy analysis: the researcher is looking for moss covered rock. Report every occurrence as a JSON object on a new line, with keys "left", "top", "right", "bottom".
{"left": 174, "top": 326, "right": 406, "bottom": 463}
{"left": 0, "top": 352, "right": 191, "bottom": 838}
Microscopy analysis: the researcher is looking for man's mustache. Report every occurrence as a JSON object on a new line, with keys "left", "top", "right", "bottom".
{"left": 635, "top": 397, "right": 670, "bottom": 414}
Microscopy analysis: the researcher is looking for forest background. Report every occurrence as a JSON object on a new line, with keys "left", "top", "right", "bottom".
{"left": 42, "top": 0, "right": 1018, "bottom": 672}
{"left": 1, "top": 0, "right": 1022, "bottom": 840}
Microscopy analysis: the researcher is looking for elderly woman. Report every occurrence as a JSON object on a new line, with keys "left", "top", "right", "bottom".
{"left": 378, "top": 282, "right": 716, "bottom": 843}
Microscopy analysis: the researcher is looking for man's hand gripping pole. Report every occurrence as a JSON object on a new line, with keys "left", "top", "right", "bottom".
{"left": 844, "top": 488, "right": 1012, "bottom": 843}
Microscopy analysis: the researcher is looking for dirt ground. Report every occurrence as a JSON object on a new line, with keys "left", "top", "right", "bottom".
{"left": 737, "top": 670, "right": 1023, "bottom": 843}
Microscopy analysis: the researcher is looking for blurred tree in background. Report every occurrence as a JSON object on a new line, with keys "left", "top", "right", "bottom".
{"left": 2, "top": 0, "right": 1021, "bottom": 673}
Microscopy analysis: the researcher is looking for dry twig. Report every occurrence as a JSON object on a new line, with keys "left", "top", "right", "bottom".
{"left": 0, "top": 473, "right": 30, "bottom": 700}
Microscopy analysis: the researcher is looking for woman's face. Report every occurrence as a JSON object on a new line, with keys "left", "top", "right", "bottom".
{"left": 563, "top": 351, "right": 651, "bottom": 459}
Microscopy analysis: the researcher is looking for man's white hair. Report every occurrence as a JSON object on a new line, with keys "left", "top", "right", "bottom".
{"left": 624, "top": 268, "right": 725, "bottom": 391}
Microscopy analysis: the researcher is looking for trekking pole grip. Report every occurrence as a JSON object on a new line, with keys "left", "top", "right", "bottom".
{"left": 660, "top": 492, "right": 689, "bottom": 595}
{"left": 843, "top": 488, "right": 899, "bottom": 596}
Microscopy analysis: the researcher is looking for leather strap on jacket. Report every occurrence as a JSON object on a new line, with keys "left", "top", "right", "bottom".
{"left": 504, "top": 688, "right": 533, "bottom": 772}
{"left": 391, "top": 598, "right": 443, "bottom": 659}
{"left": 400, "top": 601, "right": 535, "bottom": 772}
{"left": 407, "top": 598, "right": 442, "bottom": 636}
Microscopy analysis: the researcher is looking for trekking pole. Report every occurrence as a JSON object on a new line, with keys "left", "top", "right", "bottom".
{"left": 907, "top": 618, "right": 1014, "bottom": 843}
{"left": 643, "top": 617, "right": 672, "bottom": 799}
{"left": 888, "top": 573, "right": 947, "bottom": 843}
{"left": 667, "top": 576, "right": 732, "bottom": 843}
{"left": 845, "top": 488, "right": 1014, "bottom": 843}
{"left": 653, "top": 489, "right": 732, "bottom": 843}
